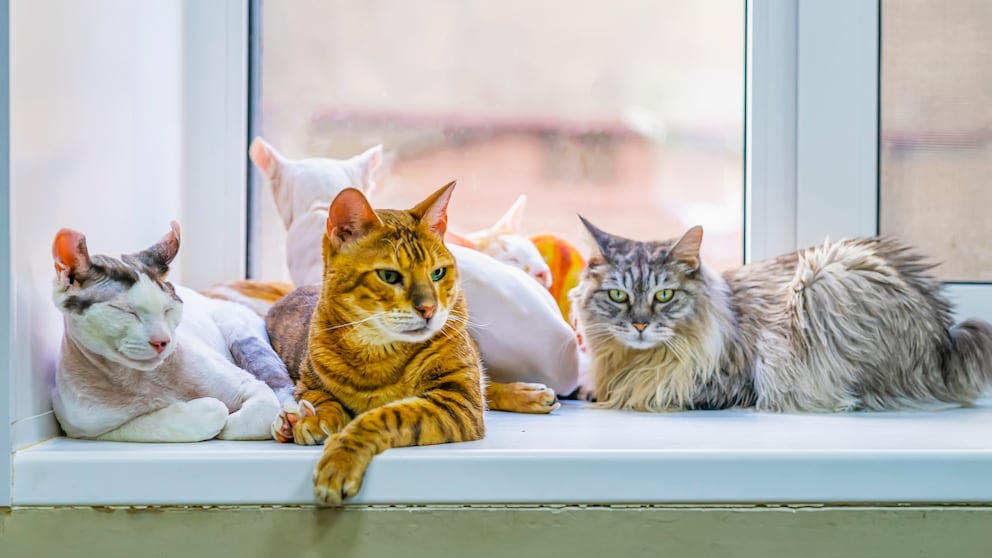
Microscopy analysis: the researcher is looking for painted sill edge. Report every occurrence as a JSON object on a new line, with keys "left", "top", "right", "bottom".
{"left": 13, "top": 401, "right": 992, "bottom": 506}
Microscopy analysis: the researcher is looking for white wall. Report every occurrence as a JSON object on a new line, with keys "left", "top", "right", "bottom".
{"left": 9, "top": 0, "right": 184, "bottom": 447}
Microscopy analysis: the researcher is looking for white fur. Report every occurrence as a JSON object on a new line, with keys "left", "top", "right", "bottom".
{"left": 54, "top": 285, "right": 282, "bottom": 442}
{"left": 460, "top": 196, "right": 553, "bottom": 288}
{"left": 249, "top": 137, "right": 382, "bottom": 288}
{"left": 251, "top": 139, "right": 580, "bottom": 395}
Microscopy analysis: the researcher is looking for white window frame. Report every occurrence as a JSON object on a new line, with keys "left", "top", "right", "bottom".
{"left": 5, "top": 0, "right": 990, "bottom": 507}
{"left": 1, "top": 0, "right": 11, "bottom": 509}
{"left": 747, "top": 0, "right": 879, "bottom": 262}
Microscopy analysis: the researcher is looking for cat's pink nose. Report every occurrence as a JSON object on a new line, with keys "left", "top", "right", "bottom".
{"left": 415, "top": 303, "right": 436, "bottom": 320}
{"left": 149, "top": 337, "right": 171, "bottom": 353}
{"left": 534, "top": 270, "right": 552, "bottom": 287}
{"left": 631, "top": 323, "right": 648, "bottom": 332}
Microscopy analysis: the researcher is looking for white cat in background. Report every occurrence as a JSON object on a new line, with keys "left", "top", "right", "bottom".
{"left": 249, "top": 138, "right": 383, "bottom": 288}
{"left": 249, "top": 138, "right": 579, "bottom": 395}
{"left": 447, "top": 195, "right": 553, "bottom": 288}
{"left": 51, "top": 222, "right": 293, "bottom": 442}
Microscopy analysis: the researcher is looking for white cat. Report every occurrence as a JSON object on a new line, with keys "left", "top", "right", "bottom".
{"left": 446, "top": 195, "right": 553, "bottom": 288}
{"left": 248, "top": 138, "right": 580, "bottom": 395}
{"left": 51, "top": 222, "right": 293, "bottom": 442}
{"left": 249, "top": 137, "right": 382, "bottom": 287}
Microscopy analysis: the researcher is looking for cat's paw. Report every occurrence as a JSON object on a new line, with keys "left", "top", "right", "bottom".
{"left": 217, "top": 390, "right": 281, "bottom": 441}
{"left": 487, "top": 382, "right": 561, "bottom": 414}
{"left": 292, "top": 400, "right": 346, "bottom": 446}
{"left": 271, "top": 401, "right": 302, "bottom": 443}
{"left": 313, "top": 434, "right": 372, "bottom": 506}
{"left": 179, "top": 397, "right": 230, "bottom": 440}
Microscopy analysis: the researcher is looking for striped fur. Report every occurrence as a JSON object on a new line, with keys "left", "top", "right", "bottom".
{"left": 571, "top": 220, "right": 992, "bottom": 412}
{"left": 265, "top": 183, "right": 557, "bottom": 505}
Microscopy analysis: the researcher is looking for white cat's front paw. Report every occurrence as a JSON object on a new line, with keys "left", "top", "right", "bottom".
{"left": 217, "top": 390, "right": 281, "bottom": 441}
{"left": 176, "top": 397, "right": 229, "bottom": 441}
{"left": 271, "top": 401, "right": 302, "bottom": 443}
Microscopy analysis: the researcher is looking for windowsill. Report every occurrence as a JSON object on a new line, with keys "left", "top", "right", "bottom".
{"left": 12, "top": 400, "right": 992, "bottom": 506}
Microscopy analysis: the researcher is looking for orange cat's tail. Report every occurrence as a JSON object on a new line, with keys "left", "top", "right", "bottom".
{"left": 201, "top": 280, "right": 295, "bottom": 318}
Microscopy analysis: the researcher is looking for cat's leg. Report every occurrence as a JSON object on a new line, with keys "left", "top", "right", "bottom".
{"left": 210, "top": 300, "right": 297, "bottom": 406}
{"left": 185, "top": 346, "right": 283, "bottom": 441}
{"left": 291, "top": 390, "right": 352, "bottom": 446}
{"left": 229, "top": 336, "right": 296, "bottom": 406}
{"left": 95, "top": 398, "right": 229, "bottom": 443}
{"left": 216, "top": 379, "right": 283, "bottom": 440}
{"left": 312, "top": 390, "right": 485, "bottom": 506}
{"left": 485, "top": 382, "right": 560, "bottom": 413}
{"left": 228, "top": 335, "right": 299, "bottom": 441}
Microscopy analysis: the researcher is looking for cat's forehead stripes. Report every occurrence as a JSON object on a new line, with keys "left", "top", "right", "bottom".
{"left": 603, "top": 240, "right": 678, "bottom": 291}
{"left": 376, "top": 211, "right": 451, "bottom": 266}
{"left": 60, "top": 254, "right": 179, "bottom": 314}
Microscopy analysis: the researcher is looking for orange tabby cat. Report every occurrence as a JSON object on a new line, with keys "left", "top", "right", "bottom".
{"left": 265, "top": 181, "right": 558, "bottom": 505}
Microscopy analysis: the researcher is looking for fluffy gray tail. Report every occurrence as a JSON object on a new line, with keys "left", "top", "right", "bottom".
{"left": 943, "top": 319, "right": 992, "bottom": 400}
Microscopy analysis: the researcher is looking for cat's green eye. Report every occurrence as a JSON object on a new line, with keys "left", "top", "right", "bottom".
{"left": 376, "top": 269, "right": 402, "bottom": 285}
{"left": 655, "top": 289, "right": 675, "bottom": 303}
{"left": 431, "top": 267, "right": 447, "bottom": 281}
{"left": 608, "top": 289, "right": 629, "bottom": 303}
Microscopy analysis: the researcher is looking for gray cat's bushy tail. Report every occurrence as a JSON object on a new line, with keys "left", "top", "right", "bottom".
{"left": 944, "top": 319, "right": 992, "bottom": 399}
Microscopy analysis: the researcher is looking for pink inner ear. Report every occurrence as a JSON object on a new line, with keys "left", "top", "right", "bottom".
{"left": 248, "top": 137, "right": 276, "bottom": 177}
{"left": 168, "top": 220, "right": 181, "bottom": 245}
{"left": 412, "top": 181, "right": 456, "bottom": 237}
{"left": 53, "top": 228, "right": 89, "bottom": 276}
{"left": 326, "top": 188, "right": 380, "bottom": 244}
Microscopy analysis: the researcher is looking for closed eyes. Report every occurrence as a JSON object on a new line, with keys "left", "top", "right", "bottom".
{"left": 109, "top": 304, "right": 140, "bottom": 318}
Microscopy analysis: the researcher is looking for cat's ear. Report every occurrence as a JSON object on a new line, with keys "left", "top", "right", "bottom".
{"left": 326, "top": 188, "right": 381, "bottom": 247}
{"left": 577, "top": 215, "right": 619, "bottom": 262}
{"left": 249, "top": 136, "right": 284, "bottom": 181}
{"left": 351, "top": 144, "right": 383, "bottom": 192}
{"left": 444, "top": 230, "right": 477, "bottom": 249}
{"left": 492, "top": 194, "right": 527, "bottom": 234}
{"left": 52, "top": 228, "right": 91, "bottom": 285}
{"left": 249, "top": 137, "right": 295, "bottom": 227}
{"left": 669, "top": 226, "right": 703, "bottom": 271}
{"left": 410, "top": 181, "right": 456, "bottom": 237}
{"left": 132, "top": 221, "right": 182, "bottom": 279}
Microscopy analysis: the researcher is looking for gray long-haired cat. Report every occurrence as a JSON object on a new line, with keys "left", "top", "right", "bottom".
{"left": 570, "top": 218, "right": 992, "bottom": 412}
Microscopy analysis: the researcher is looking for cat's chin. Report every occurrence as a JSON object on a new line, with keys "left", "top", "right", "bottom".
{"left": 620, "top": 338, "right": 662, "bottom": 351}
{"left": 116, "top": 352, "right": 168, "bottom": 371}
{"left": 386, "top": 327, "right": 439, "bottom": 344}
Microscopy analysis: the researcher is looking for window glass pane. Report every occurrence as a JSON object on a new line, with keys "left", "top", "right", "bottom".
{"left": 257, "top": 1, "right": 744, "bottom": 281}
{"left": 880, "top": 0, "right": 992, "bottom": 282}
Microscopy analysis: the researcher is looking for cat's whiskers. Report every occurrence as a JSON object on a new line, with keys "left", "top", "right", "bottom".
{"left": 447, "top": 307, "right": 492, "bottom": 329}
{"left": 318, "top": 312, "right": 385, "bottom": 333}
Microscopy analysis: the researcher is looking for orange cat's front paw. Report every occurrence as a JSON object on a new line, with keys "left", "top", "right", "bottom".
{"left": 292, "top": 400, "right": 346, "bottom": 446}
{"left": 487, "top": 382, "right": 561, "bottom": 414}
{"left": 313, "top": 434, "right": 372, "bottom": 506}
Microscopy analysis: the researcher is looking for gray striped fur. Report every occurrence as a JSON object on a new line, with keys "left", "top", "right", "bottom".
{"left": 570, "top": 220, "right": 992, "bottom": 412}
